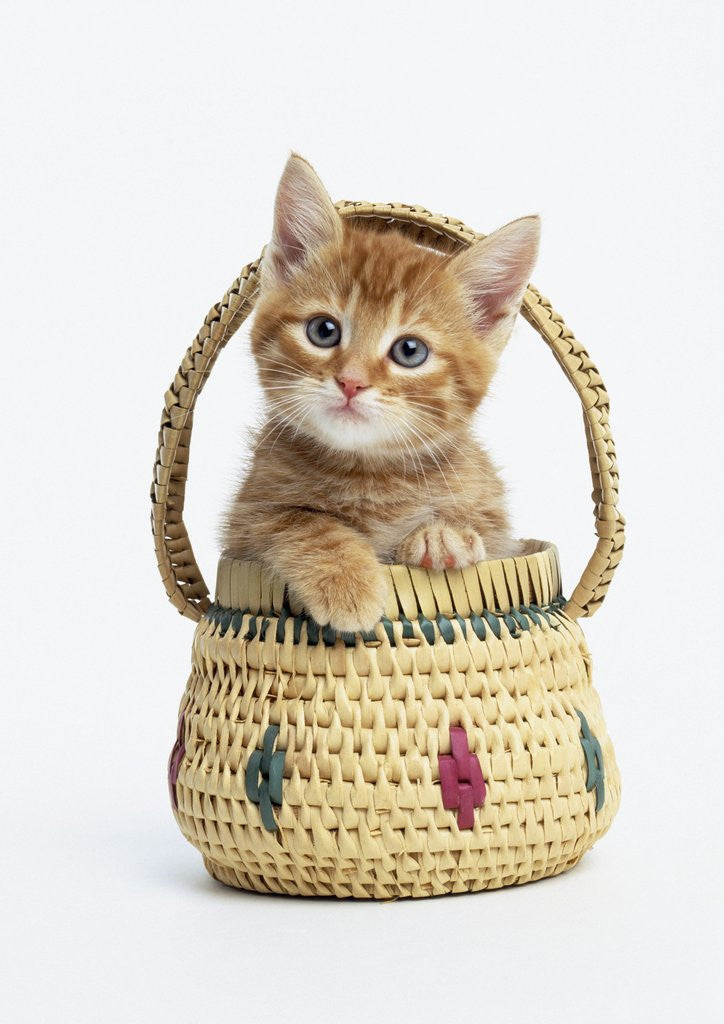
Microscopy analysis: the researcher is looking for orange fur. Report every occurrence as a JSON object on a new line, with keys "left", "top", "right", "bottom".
{"left": 222, "top": 155, "right": 540, "bottom": 630}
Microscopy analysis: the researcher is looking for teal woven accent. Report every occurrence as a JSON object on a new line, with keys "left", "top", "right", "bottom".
{"left": 275, "top": 608, "right": 289, "bottom": 643}
{"left": 418, "top": 617, "right": 436, "bottom": 644}
{"left": 482, "top": 609, "right": 502, "bottom": 639}
{"left": 257, "top": 779, "right": 276, "bottom": 831}
{"left": 380, "top": 617, "right": 395, "bottom": 644}
{"left": 261, "top": 724, "right": 279, "bottom": 772}
{"left": 469, "top": 612, "right": 487, "bottom": 640}
{"left": 267, "top": 748, "right": 284, "bottom": 805}
{"left": 436, "top": 613, "right": 455, "bottom": 644}
{"left": 245, "top": 725, "right": 285, "bottom": 832}
{"left": 245, "top": 750, "right": 262, "bottom": 802}
{"left": 454, "top": 613, "right": 468, "bottom": 638}
{"left": 511, "top": 609, "right": 530, "bottom": 632}
{"left": 503, "top": 612, "right": 518, "bottom": 634}
{"left": 576, "top": 710, "right": 605, "bottom": 812}
{"left": 293, "top": 615, "right": 303, "bottom": 644}
{"left": 204, "top": 596, "right": 568, "bottom": 648}
{"left": 520, "top": 604, "right": 541, "bottom": 627}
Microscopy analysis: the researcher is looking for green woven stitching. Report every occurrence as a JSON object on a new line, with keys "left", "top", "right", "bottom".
{"left": 436, "top": 614, "right": 455, "bottom": 644}
{"left": 275, "top": 607, "right": 289, "bottom": 643}
{"left": 380, "top": 617, "right": 395, "bottom": 644}
{"left": 418, "top": 617, "right": 436, "bottom": 644}
{"left": 204, "top": 596, "right": 568, "bottom": 647}
{"left": 576, "top": 710, "right": 605, "bottom": 812}
{"left": 453, "top": 613, "right": 468, "bottom": 638}
{"left": 400, "top": 615, "right": 414, "bottom": 639}
{"left": 482, "top": 609, "right": 502, "bottom": 638}
{"left": 245, "top": 725, "right": 285, "bottom": 831}
{"left": 469, "top": 612, "right": 486, "bottom": 640}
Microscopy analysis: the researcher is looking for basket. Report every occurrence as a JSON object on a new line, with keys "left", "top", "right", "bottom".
{"left": 152, "top": 201, "right": 625, "bottom": 898}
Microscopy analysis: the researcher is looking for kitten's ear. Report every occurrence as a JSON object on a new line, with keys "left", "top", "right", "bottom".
{"left": 452, "top": 215, "right": 540, "bottom": 353}
{"left": 263, "top": 153, "right": 343, "bottom": 288}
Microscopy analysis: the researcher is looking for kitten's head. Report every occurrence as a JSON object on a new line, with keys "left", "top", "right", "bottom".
{"left": 251, "top": 154, "right": 540, "bottom": 457}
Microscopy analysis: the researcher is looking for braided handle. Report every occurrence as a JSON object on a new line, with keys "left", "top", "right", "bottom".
{"left": 151, "top": 259, "right": 261, "bottom": 621}
{"left": 151, "top": 201, "right": 624, "bottom": 621}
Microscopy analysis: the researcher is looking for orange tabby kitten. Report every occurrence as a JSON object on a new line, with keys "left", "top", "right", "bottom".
{"left": 223, "top": 154, "right": 540, "bottom": 632}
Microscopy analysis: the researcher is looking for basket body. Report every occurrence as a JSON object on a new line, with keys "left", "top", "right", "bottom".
{"left": 169, "top": 543, "right": 620, "bottom": 898}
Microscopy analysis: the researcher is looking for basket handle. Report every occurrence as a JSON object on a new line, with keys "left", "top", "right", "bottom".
{"left": 151, "top": 202, "right": 624, "bottom": 622}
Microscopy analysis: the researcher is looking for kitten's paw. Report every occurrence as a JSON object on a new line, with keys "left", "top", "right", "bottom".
{"left": 396, "top": 522, "right": 487, "bottom": 570}
{"left": 292, "top": 556, "right": 388, "bottom": 633}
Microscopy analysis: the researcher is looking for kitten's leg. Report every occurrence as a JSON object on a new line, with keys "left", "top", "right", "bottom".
{"left": 395, "top": 521, "right": 487, "bottom": 569}
{"left": 229, "top": 507, "right": 388, "bottom": 632}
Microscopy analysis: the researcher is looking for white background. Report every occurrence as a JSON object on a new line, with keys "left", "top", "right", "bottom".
{"left": 2, "top": 2, "right": 723, "bottom": 1022}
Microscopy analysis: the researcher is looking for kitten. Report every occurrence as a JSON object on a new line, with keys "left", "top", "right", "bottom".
{"left": 222, "top": 154, "right": 540, "bottom": 632}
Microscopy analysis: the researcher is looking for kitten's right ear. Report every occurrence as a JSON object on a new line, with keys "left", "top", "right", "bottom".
{"left": 451, "top": 215, "right": 540, "bottom": 354}
{"left": 263, "top": 154, "right": 343, "bottom": 289}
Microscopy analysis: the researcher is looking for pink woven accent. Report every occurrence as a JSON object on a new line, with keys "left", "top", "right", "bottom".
{"left": 168, "top": 713, "right": 186, "bottom": 811}
{"left": 457, "top": 784, "right": 475, "bottom": 829}
{"left": 438, "top": 726, "right": 486, "bottom": 828}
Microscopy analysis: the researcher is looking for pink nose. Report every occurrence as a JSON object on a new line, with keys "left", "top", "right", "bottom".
{"left": 336, "top": 376, "right": 368, "bottom": 400}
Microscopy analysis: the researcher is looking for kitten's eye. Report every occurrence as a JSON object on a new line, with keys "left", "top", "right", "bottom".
{"left": 306, "top": 315, "right": 341, "bottom": 348}
{"left": 389, "top": 336, "right": 429, "bottom": 368}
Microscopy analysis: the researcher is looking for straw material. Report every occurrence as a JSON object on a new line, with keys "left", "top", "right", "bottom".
{"left": 156, "top": 200, "right": 624, "bottom": 897}
{"left": 171, "top": 542, "right": 620, "bottom": 897}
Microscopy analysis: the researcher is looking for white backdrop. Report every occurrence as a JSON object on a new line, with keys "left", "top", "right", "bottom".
{"left": 2, "top": 2, "right": 723, "bottom": 1022}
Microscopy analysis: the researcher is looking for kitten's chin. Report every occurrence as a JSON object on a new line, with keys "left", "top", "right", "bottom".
{"left": 304, "top": 407, "right": 398, "bottom": 455}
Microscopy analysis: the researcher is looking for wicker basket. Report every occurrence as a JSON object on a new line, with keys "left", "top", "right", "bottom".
{"left": 153, "top": 202, "right": 625, "bottom": 898}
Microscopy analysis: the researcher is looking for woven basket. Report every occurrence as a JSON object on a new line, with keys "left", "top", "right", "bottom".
{"left": 153, "top": 202, "right": 625, "bottom": 898}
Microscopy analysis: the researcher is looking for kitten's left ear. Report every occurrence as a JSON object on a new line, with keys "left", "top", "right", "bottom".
{"left": 263, "top": 153, "right": 343, "bottom": 289}
{"left": 452, "top": 215, "right": 540, "bottom": 353}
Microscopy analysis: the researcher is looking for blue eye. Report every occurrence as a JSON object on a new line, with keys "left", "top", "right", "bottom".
{"left": 306, "top": 316, "right": 341, "bottom": 348}
{"left": 389, "top": 336, "right": 429, "bottom": 368}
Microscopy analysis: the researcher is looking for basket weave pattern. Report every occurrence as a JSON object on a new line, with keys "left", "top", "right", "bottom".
{"left": 155, "top": 202, "right": 624, "bottom": 897}
{"left": 171, "top": 545, "right": 620, "bottom": 897}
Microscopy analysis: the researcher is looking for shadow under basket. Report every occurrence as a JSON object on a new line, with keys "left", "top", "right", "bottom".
{"left": 153, "top": 201, "right": 625, "bottom": 899}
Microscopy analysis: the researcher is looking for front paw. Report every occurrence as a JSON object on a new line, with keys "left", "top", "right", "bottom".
{"left": 291, "top": 556, "right": 388, "bottom": 633}
{"left": 395, "top": 522, "right": 486, "bottom": 569}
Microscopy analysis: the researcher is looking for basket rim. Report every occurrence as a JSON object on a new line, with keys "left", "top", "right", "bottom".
{"left": 214, "top": 539, "right": 561, "bottom": 621}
